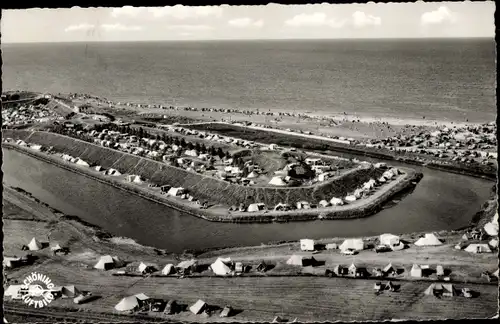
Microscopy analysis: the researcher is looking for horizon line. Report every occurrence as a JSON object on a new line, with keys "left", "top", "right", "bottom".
{"left": 2, "top": 36, "right": 494, "bottom": 45}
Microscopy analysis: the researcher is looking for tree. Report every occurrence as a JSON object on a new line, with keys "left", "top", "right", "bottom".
{"left": 200, "top": 143, "right": 207, "bottom": 154}
{"left": 187, "top": 142, "right": 194, "bottom": 150}
{"left": 180, "top": 138, "right": 187, "bottom": 148}
{"left": 217, "top": 148, "right": 225, "bottom": 159}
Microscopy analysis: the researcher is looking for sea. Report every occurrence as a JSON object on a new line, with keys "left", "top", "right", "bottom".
{"left": 2, "top": 38, "right": 496, "bottom": 123}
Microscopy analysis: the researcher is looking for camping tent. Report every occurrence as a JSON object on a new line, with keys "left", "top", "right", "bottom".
{"left": 115, "top": 294, "right": 149, "bottom": 312}
{"left": 51, "top": 244, "right": 63, "bottom": 251}
{"left": 345, "top": 195, "right": 357, "bottom": 202}
{"left": 75, "top": 158, "right": 90, "bottom": 167}
{"left": 3, "top": 257, "right": 21, "bottom": 268}
{"left": 274, "top": 203, "right": 291, "bottom": 211}
{"left": 211, "top": 258, "right": 233, "bottom": 276}
{"left": 138, "top": 262, "right": 157, "bottom": 274}
{"left": 379, "top": 234, "right": 400, "bottom": 246}
{"left": 318, "top": 200, "right": 330, "bottom": 207}
{"left": 300, "top": 239, "right": 315, "bottom": 251}
{"left": 176, "top": 259, "right": 198, "bottom": 272}
{"left": 330, "top": 197, "right": 344, "bottom": 206}
{"left": 484, "top": 221, "right": 499, "bottom": 236}
{"left": 326, "top": 243, "right": 337, "bottom": 250}
{"left": 62, "top": 285, "right": 81, "bottom": 298}
{"left": 286, "top": 255, "right": 316, "bottom": 267}
{"left": 410, "top": 264, "right": 422, "bottom": 277}
{"left": 168, "top": 187, "right": 185, "bottom": 197}
{"left": 489, "top": 239, "right": 498, "bottom": 249}
{"left": 189, "top": 300, "right": 207, "bottom": 315}
{"left": 28, "top": 238, "right": 42, "bottom": 251}
{"left": 247, "top": 171, "right": 258, "bottom": 179}
{"left": 161, "top": 264, "right": 176, "bottom": 275}
{"left": 414, "top": 233, "right": 442, "bottom": 246}
{"left": 247, "top": 203, "right": 265, "bottom": 212}
{"left": 464, "top": 243, "right": 492, "bottom": 254}
{"left": 268, "top": 176, "right": 287, "bottom": 186}
{"left": 339, "top": 239, "right": 365, "bottom": 251}
{"left": 296, "top": 201, "right": 311, "bottom": 210}
{"left": 424, "top": 283, "right": 457, "bottom": 297}
{"left": 94, "top": 255, "right": 123, "bottom": 270}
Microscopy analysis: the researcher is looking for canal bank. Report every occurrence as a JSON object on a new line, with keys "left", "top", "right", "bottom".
{"left": 2, "top": 146, "right": 493, "bottom": 252}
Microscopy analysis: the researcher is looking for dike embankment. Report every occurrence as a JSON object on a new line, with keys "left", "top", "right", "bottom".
{"left": 2, "top": 129, "right": 421, "bottom": 223}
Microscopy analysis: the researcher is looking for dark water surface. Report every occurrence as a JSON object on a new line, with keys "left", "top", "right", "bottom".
{"left": 2, "top": 39, "right": 495, "bottom": 123}
{"left": 2, "top": 148, "right": 493, "bottom": 253}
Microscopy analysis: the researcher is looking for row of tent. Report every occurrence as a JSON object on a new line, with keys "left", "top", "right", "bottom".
{"left": 61, "top": 153, "right": 90, "bottom": 167}
{"left": 114, "top": 294, "right": 233, "bottom": 317}
{"left": 300, "top": 234, "right": 405, "bottom": 252}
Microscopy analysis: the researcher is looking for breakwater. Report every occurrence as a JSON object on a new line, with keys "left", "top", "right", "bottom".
{"left": 2, "top": 134, "right": 420, "bottom": 224}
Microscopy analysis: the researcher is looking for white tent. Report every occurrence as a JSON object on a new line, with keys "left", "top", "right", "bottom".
{"left": 50, "top": 243, "right": 63, "bottom": 251}
{"left": 414, "top": 233, "right": 442, "bottom": 246}
{"left": 464, "top": 243, "right": 492, "bottom": 254}
{"left": 268, "top": 176, "right": 287, "bottom": 186}
{"left": 379, "top": 234, "right": 400, "bottom": 246}
{"left": 247, "top": 203, "right": 265, "bottom": 212}
{"left": 345, "top": 195, "right": 357, "bottom": 202}
{"left": 330, "top": 197, "right": 344, "bottom": 206}
{"left": 296, "top": 201, "right": 311, "bottom": 210}
{"left": 300, "top": 239, "right": 315, "bottom": 251}
{"left": 489, "top": 239, "right": 498, "bottom": 249}
{"left": 318, "top": 200, "right": 330, "bottom": 207}
{"left": 211, "top": 258, "right": 233, "bottom": 276}
{"left": 484, "top": 221, "right": 499, "bottom": 236}
{"left": 190, "top": 299, "right": 207, "bottom": 315}
{"left": 137, "top": 262, "right": 157, "bottom": 273}
{"left": 3, "top": 257, "right": 21, "bottom": 268}
{"left": 62, "top": 285, "right": 81, "bottom": 298}
{"left": 286, "top": 255, "right": 305, "bottom": 266}
{"left": 168, "top": 187, "right": 185, "bottom": 197}
{"left": 410, "top": 264, "right": 422, "bottom": 277}
{"left": 353, "top": 189, "right": 364, "bottom": 199}
{"left": 339, "top": 239, "right": 365, "bottom": 251}
{"left": 326, "top": 243, "right": 338, "bottom": 250}
{"left": 115, "top": 296, "right": 140, "bottom": 312}
{"left": 94, "top": 255, "right": 123, "bottom": 270}
{"left": 28, "top": 237, "right": 42, "bottom": 251}
{"left": 378, "top": 176, "right": 387, "bottom": 183}
{"left": 161, "top": 264, "right": 176, "bottom": 275}
{"left": 75, "top": 158, "right": 90, "bottom": 167}
{"left": 247, "top": 171, "right": 259, "bottom": 179}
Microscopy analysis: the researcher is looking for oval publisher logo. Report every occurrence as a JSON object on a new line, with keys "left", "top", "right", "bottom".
{"left": 21, "top": 272, "right": 55, "bottom": 308}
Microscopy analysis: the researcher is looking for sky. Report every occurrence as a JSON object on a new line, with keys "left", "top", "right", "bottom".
{"left": 1, "top": 2, "right": 495, "bottom": 43}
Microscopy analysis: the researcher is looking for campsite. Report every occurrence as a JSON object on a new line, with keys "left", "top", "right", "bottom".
{"left": 3, "top": 184, "right": 498, "bottom": 321}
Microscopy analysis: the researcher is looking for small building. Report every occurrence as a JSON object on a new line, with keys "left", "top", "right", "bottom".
{"left": 300, "top": 239, "right": 315, "bottom": 251}
{"left": 410, "top": 264, "right": 422, "bottom": 278}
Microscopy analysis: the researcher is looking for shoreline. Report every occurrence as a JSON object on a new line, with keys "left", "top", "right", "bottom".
{"left": 2, "top": 143, "right": 421, "bottom": 224}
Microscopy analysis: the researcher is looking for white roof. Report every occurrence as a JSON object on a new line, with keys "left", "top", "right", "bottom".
{"left": 339, "top": 238, "right": 365, "bottom": 251}
{"left": 465, "top": 244, "right": 492, "bottom": 253}
{"left": 4, "top": 285, "right": 23, "bottom": 297}
{"left": 268, "top": 176, "right": 287, "bottom": 186}
{"left": 414, "top": 233, "right": 442, "bottom": 246}
{"left": 484, "top": 221, "right": 499, "bottom": 236}
{"left": 190, "top": 299, "right": 207, "bottom": 314}
{"left": 379, "top": 234, "right": 400, "bottom": 246}
{"left": 28, "top": 237, "right": 42, "bottom": 251}
{"left": 211, "top": 258, "right": 232, "bottom": 276}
